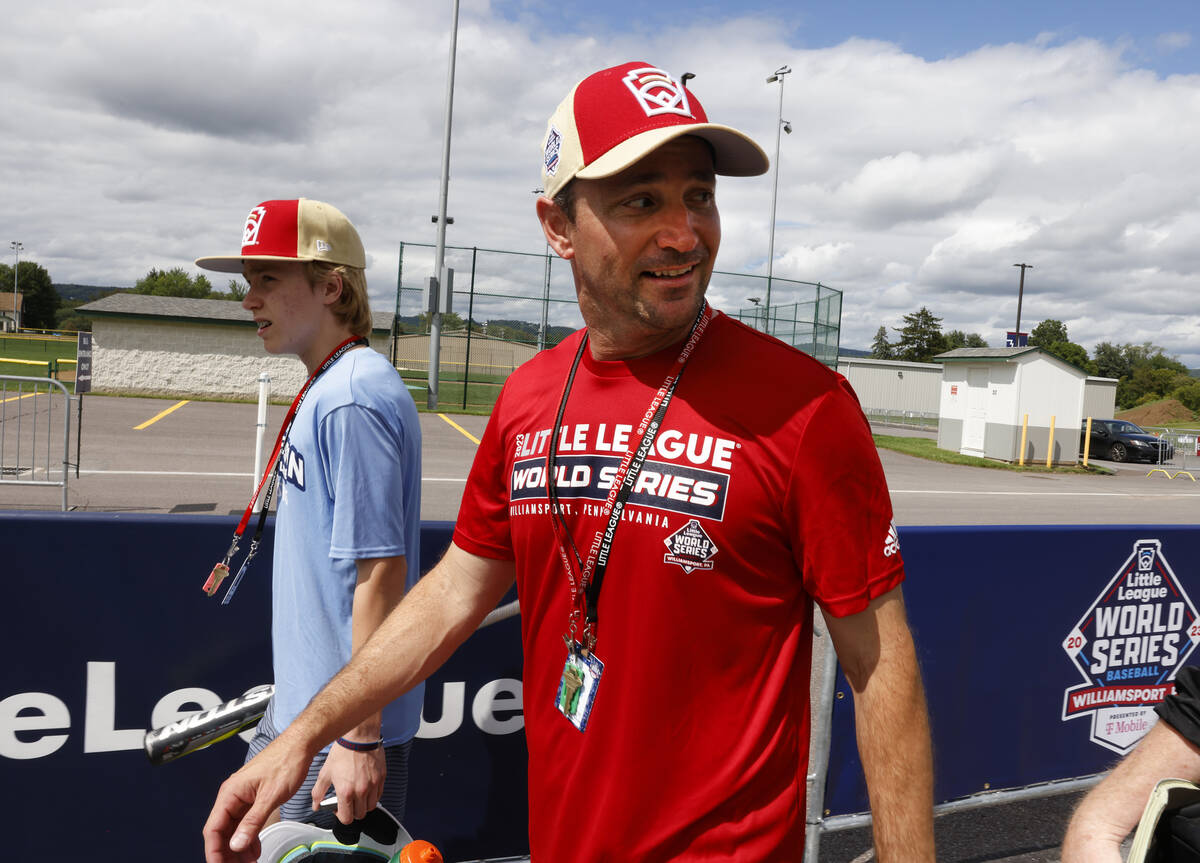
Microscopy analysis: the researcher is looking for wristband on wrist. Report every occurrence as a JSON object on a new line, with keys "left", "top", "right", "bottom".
{"left": 335, "top": 736, "right": 383, "bottom": 752}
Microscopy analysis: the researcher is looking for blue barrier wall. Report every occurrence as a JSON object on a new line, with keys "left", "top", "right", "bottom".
{"left": 0, "top": 512, "right": 527, "bottom": 861}
{"left": 825, "top": 524, "right": 1200, "bottom": 815}
{"left": 5, "top": 513, "right": 1199, "bottom": 858}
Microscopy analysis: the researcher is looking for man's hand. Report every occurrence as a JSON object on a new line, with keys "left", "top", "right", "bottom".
{"left": 312, "top": 742, "right": 386, "bottom": 824}
{"left": 202, "top": 736, "right": 313, "bottom": 862}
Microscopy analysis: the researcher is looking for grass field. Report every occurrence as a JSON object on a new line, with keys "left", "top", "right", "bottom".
{"left": 873, "top": 434, "right": 1112, "bottom": 474}
{"left": 401, "top": 373, "right": 503, "bottom": 413}
{"left": 0, "top": 334, "right": 77, "bottom": 380}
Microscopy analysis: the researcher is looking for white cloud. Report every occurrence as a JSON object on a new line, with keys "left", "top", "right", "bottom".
{"left": 2, "top": 4, "right": 1199, "bottom": 367}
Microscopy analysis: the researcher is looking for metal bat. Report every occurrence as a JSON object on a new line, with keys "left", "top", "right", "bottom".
{"left": 144, "top": 684, "right": 273, "bottom": 765}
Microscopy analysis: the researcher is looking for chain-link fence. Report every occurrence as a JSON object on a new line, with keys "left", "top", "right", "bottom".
{"left": 390, "top": 242, "right": 841, "bottom": 411}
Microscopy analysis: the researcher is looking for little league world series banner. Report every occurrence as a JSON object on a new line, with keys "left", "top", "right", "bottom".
{"left": 5, "top": 512, "right": 1200, "bottom": 857}
{"left": 825, "top": 524, "right": 1200, "bottom": 815}
{"left": 1, "top": 513, "right": 527, "bottom": 862}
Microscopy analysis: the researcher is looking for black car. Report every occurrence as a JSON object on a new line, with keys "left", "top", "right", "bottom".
{"left": 1081, "top": 419, "right": 1174, "bottom": 463}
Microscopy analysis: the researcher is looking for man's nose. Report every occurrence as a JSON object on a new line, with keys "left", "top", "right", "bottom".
{"left": 655, "top": 201, "right": 701, "bottom": 252}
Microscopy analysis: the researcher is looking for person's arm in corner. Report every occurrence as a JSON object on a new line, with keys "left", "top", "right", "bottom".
{"left": 823, "top": 586, "right": 935, "bottom": 862}
{"left": 202, "top": 543, "right": 516, "bottom": 863}
{"left": 310, "top": 555, "right": 409, "bottom": 825}
{"left": 1062, "top": 719, "right": 1200, "bottom": 863}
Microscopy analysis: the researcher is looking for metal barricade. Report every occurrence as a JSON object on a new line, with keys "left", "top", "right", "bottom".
{"left": 0, "top": 375, "right": 72, "bottom": 510}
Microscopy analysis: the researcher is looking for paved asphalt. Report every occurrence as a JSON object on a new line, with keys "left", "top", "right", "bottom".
{"left": 3, "top": 396, "right": 1187, "bottom": 860}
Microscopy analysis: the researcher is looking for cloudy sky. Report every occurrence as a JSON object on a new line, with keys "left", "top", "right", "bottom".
{"left": 3, "top": 0, "right": 1198, "bottom": 362}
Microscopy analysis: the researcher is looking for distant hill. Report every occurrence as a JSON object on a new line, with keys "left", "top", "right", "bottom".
{"left": 55, "top": 284, "right": 129, "bottom": 301}
{"left": 837, "top": 347, "right": 872, "bottom": 358}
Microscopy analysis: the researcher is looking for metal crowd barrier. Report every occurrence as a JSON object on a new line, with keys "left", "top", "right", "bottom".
{"left": 0, "top": 375, "right": 73, "bottom": 510}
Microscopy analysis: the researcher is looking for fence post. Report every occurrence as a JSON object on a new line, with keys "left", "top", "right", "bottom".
{"left": 1046, "top": 415, "right": 1056, "bottom": 468}
{"left": 253, "top": 373, "right": 271, "bottom": 498}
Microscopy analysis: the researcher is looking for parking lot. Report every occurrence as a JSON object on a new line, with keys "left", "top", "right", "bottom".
{"left": 5, "top": 393, "right": 1198, "bottom": 527}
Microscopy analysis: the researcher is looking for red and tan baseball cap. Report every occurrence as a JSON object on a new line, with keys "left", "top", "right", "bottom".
{"left": 195, "top": 198, "right": 366, "bottom": 273}
{"left": 541, "top": 61, "right": 770, "bottom": 199}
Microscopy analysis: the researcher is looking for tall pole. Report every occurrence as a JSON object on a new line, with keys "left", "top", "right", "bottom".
{"left": 9, "top": 241, "right": 22, "bottom": 333}
{"left": 427, "top": 0, "right": 460, "bottom": 410}
{"left": 765, "top": 65, "right": 791, "bottom": 335}
{"left": 1013, "top": 263, "right": 1033, "bottom": 336}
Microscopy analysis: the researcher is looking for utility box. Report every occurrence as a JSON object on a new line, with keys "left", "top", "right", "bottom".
{"left": 934, "top": 347, "right": 1096, "bottom": 464}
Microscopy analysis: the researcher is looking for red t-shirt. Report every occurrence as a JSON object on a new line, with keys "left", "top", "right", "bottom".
{"left": 453, "top": 312, "right": 904, "bottom": 861}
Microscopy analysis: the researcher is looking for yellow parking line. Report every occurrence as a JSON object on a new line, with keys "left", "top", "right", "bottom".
{"left": 134, "top": 400, "right": 190, "bottom": 430}
{"left": 438, "top": 413, "right": 480, "bottom": 445}
{"left": 1, "top": 391, "right": 40, "bottom": 404}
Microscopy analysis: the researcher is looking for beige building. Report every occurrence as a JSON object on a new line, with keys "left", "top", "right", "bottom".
{"left": 78, "top": 294, "right": 395, "bottom": 399}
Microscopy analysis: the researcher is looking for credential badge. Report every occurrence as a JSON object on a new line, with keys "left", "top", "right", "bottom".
{"left": 243, "top": 206, "right": 268, "bottom": 247}
{"left": 621, "top": 66, "right": 693, "bottom": 119}
{"left": 664, "top": 519, "right": 717, "bottom": 574}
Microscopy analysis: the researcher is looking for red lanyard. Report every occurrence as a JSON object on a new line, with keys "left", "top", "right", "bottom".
{"left": 545, "top": 304, "right": 713, "bottom": 650}
{"left": 202, "top": 335, "right": 368, "bottom": 603}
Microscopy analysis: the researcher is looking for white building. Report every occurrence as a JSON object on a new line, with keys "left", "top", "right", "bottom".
{"left": 934, "top": 347, "right": 1117, "bottom": 463}
{"left": 78, "top": 293, "right": 394, "bottom": 399}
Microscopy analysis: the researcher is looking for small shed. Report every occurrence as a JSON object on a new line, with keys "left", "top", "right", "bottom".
{"left": 836, "top": 356, "right": 941, "bottom": 417}
{"left": 933, "top": 347, "right": 1096, "bottom": 464}
{"left": 78, "top": 293, "right": 395, "bottom": 399}
{"left": 0, "top": 291, "right": 24, "bottom": 332}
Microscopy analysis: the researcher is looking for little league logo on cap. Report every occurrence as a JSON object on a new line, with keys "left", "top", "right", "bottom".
{"left": 196, "top": 198, "right": 366, "bottom": 274}
{"left": 540, "top": 60, "right": 769, "bottom": 199}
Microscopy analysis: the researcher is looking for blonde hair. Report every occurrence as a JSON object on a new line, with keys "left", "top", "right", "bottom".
{"left": 306, "top": 261, "right": 372, "bottom": 338}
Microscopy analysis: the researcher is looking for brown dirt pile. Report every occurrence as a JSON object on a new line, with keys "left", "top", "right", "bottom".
{"left": 1116, "top": 399, "right": 1196, "bottom": 426}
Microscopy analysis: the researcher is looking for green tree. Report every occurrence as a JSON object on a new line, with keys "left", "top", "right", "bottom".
{"left": 225, "top": 279, "right": 247, "bottom": 301}
{"left": 869, "top": 326, "right": 894, "bottom": 359}
{"left": 0, "top": 260, "right": 59, "bottom": 330}
{"left": 418, "top": 311, "right": 467, "bottom": 332}
{"left": 1092, "top": 341, "right": 1128, "bottom": 380}
{"left": 1171, "top": 380, "right": 1200, "bottom": 414}
{"left": 1028, "top": 319, "right": 1069, "bottom": 347}
{"left": 1043, "top": 341, "right": 1096, "bottom": 374}
{"left": 892, "top": 307, "right": 947, "bottom": 363}
{"left": 945, "top": 329, "right": 987, "bottom": 349}
{"left": 1025, "top": 319, "right": 1094, "bottom": 372}
{"left": 133, "top": 267, "right": 214, "bottom": 298}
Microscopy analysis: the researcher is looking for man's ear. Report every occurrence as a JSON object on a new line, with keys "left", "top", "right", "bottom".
{"left": 318, "top": 270, "right": 345, "bottom": 306}
{"left": 536, "top": 196, "right": 575, "bottom": 261}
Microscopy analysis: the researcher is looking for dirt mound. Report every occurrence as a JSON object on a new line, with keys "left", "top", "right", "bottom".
{"left": 1116, "top": 399, "right": 1196, "bottom": 426}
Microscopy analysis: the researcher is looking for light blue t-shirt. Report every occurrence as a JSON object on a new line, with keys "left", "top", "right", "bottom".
{"left": 271, "top": 347, "right": 422, "bottom": 745}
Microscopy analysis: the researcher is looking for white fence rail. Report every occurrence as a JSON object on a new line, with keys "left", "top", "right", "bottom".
{"left": 0, "top": 375, "right": 73, "bottom": 510}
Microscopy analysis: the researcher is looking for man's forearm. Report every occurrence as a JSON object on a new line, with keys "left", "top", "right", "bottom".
{"left": 1063, "top": 719, "right": 1200, "bottom": 862}
{"left": 851, "top": 628, "right": 935, "bottom": 860}
{"left": 345, "top": 556, "right": 409, "bottom": 741}
{"left": 826, "top": 590, "right": 935, "bottom": 861}
{"left": 288, "top": 544, "right": 516, "bottom": 754}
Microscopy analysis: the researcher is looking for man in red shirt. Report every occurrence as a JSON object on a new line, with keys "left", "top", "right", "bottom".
{"left": 204, "top": 61, "right": 935, "bottom": 862}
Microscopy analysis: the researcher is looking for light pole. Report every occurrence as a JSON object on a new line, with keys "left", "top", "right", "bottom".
{"left": 9, "top": 241, "right": 22, "bottom": 333}
{"left": 427, "top": 0, "right": 460, "bottom": 410}
{"left": 765, "top": 65, "right": 792, "bottom": 335}
{"left": 1013, "top": 263, "right": 1033, "bottom": 338}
